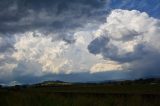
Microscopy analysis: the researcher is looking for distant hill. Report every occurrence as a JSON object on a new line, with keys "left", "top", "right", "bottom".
{"left": 98, "top": 78, "right": 160, "bottom": 85}
{"left": 31, "top": 78, "right": 160, "bottom": 87}
{"left": 32, "top": 80, "right": 72, "bottom": 87}
{"left": 0, "top": 78, "right": 160, "bottom": 88}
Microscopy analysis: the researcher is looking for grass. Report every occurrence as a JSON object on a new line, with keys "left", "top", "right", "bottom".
{"left": 0, "top": 84, "right": 160, "bottom": 106}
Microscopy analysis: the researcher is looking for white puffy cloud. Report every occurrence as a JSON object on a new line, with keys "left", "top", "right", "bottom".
{"left": 11, "top": 30, "right": 122, "bottom": 75}
{"left": 13, "top": 32, "right": 69, "bottom": 73}
{"left": 88, "top": 9, "right": 160, "bottom": 75}
{"left": 89, "top": 9, "right": 160, "bottom": 61}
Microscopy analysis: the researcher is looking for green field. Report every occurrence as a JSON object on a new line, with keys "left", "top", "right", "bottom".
{"left": 0, "top": 84, "right": 160, "bottom": 106}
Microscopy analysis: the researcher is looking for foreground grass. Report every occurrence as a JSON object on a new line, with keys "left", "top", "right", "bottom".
{"left": 0, "top": 84, "right": 160, "bottom": 106}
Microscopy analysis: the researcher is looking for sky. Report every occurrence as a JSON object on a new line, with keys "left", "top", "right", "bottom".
{"left": 0, "top": 0, "right": 160, "bottom": 85}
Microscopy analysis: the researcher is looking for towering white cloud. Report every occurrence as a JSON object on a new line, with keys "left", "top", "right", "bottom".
{"left": 88, "top": 9, "right": 160, "bottom": 73}
{"left": 89, "top": 9, "right": 160, "bottom": 61}
{"left": 13, "top": 32, "right": 69, "bottom": 73}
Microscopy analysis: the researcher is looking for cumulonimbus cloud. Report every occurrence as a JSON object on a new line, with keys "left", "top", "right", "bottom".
{"left": 88, "top": 9, "right": 160, "bottom": 75}
{"left": 1, "top": 8, "right": 160, "bottom": 84}
{"left": 4, "top": 9, "right": 160, "bottom": 75}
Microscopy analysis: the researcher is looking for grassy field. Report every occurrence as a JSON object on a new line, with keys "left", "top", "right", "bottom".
{"left": 0, "top": 84, "right": 160, "bottom": 106}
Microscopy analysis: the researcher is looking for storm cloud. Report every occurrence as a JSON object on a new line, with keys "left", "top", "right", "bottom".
{"left": 88, "top": 9, "right": 160, "bottom": 77}
{"left": 0, "top": 0, "right": 106, "bottom": 34}
{"left": 0, "top": 0, "right": 160, "bottom": 84}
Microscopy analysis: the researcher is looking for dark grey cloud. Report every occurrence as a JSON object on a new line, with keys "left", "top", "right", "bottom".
{"left": 88, "top": 37, "right": 148, "bottom": 62}
{"left": 0, "top": 0, "right": 107, "bottom": 34}
{"left": 88, "top": 36, "right": 109, "bottom": 54}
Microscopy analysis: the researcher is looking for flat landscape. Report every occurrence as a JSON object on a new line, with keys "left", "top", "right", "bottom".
{"left": 0, "top": 79, "right": 160, "bottom": 106}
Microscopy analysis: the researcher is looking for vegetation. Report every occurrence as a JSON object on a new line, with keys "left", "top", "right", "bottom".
{"left": 0, "top": 78, "right": 160, "bottom": 106}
